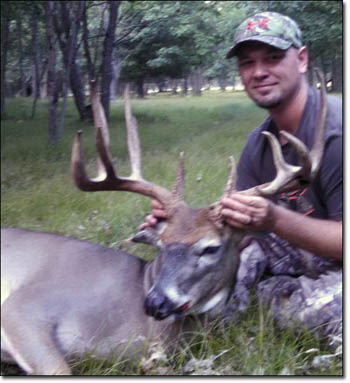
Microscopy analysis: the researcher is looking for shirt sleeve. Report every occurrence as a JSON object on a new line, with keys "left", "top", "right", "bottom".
{"left": 317, "top": 135, "right": 343, "bottom": 221}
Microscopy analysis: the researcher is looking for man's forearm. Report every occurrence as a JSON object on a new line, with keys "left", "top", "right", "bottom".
{"left": 271, "top": 205, "right": 342, "bottom": 261}
{"left": 220, "top": 194, "right": 342, "bottom": 261}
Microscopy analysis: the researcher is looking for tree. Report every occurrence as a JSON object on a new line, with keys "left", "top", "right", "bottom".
{"left": 53, "top": 1, "right": 87, "bottom": 122}
{"left": 45, "top": 0, "right": 59, "bottom": 144}
{"left": 1, "top": 1, "right": 11, "bottom": 118}
{"left": 100, "top": 1, "right": 120, "bottom": 120}
{"left": 0, "top": 0, "right": 342, "bottom": 125}
{"left": 119, "top": 1, "right": 222, "bottom": 97}
{"left": 30, "top": 3, "right": 42, "bottom": 119}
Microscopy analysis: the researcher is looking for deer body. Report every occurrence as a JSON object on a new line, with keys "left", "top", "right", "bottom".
{"left": 2, "top": 228, "right": 163, "bottom": 374}
{"left": 1, "top": 220, "right": 241, "bottom": 375}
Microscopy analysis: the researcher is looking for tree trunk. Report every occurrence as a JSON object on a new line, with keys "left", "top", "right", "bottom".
{"left": 82, "top": 0, "right": 95, "bottom": 82}
{"left": 191, "top": 68, "right": 202, "bottom": 96}
{"left": 232, "top": 73, "right": 236, "bottom": 91}
{"left": 101, "top": 0, "right": 120, "bottom": 120}
{"left": 38, "top": 59, "right": 48, "bottom": 99}
{"left": 46, "top": 1, "right": 58, "bottom": 144}
{"left": 182, "top": 77, "right": 188, "bottom": 95}
{"left": 218, "top": 78, "right": 226, "bottom": 92}
{"left": 59, "top": 1, "right": 85, "bottom": 134}
{"left": 110, "top": 52, "right": 122, "bottom": 100}
{"left": 31, "top": 6, "right": 41, "bottom": 119}
{"left": 16, "top": 16, "right": 26, "bottom": 97}
{"left": 69, "top": 59, "right": 87, "bottom": 120}
{"left": 54, "top": 1, "right": 87, "bottom": 122}
{"left": 172, "top": 79, "right": 178, "bottom": 94}
{"left": 1, "top": 8, "right": 10, "bottom": 119}
{"left": 157, "top": 80, "right": 166, "bottom": 93}
{"left": 136, "top": 77, "right": 145, "bottom": 98}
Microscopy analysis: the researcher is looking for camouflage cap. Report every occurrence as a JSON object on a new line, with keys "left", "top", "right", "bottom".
{"left": 226, "top": 12, "right": 303, "bottom": 58}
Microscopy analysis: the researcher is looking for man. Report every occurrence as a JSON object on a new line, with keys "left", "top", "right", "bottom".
{"left": 142, "top": 12, "right": 342, "bottom": 347}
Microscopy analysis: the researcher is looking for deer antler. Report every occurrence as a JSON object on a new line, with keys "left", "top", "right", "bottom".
{"left": 243, "top": 68, "right": 327, "bottom": 197}
{"left": 71, "top": 83, "right": 180, "bottom": 211}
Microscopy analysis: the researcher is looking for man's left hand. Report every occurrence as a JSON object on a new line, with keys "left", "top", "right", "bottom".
{"left": 220, "top": 193, "right": 277, "bottom": 231}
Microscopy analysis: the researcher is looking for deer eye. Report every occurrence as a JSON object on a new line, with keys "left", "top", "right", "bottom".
{"left": 200, "top": 245, "right": 222, "bottom": 256}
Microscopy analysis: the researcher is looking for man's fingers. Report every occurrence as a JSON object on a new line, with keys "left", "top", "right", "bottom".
{"left": 138, "top": 222, "right": 148, "bottom": 230}
{"left": 224, "top": 217, "right": 248, "bottom": 230}
{"left": 151, "top": 199, "right": 165, "bottom": 210}
{"left": 225, "top": 193, "right": 265, "bottom": 206}
{"left": 151, "top": 199, "right": 168, "bottom": 219}
{"left": 221, "top": 197, "right": 254, "bottom": 217}
{"left": 221, "top": 208, "right": 251, "bottom": 225}
{"left": 152, "top": 209, "right": 168, "bottom": 219}
{"left": 138, "top": 215, "right": 157, "bottom": 230}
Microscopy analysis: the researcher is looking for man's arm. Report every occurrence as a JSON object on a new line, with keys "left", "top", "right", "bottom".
{"left": 220, "top": 193, "right": 342, "bottom": 261}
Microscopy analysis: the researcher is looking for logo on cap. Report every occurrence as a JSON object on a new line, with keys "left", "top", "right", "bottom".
{"left": 247, "top": 18, "right": 269, "bottom": 31}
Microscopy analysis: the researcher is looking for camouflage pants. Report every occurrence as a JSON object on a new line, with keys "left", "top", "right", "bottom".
{"left": 227, "top": 234, "right": 342, "bottom": 348}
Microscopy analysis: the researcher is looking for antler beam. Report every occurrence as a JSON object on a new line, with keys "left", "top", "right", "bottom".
{"left": 71, "top": 83, "right": 176, "bottom": 209}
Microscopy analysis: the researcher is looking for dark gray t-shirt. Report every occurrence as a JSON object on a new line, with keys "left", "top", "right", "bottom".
{"left": 236, "top": 86, "right": 342, "bottom": 221}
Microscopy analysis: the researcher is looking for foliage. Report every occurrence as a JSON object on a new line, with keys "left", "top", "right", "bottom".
{"left": 1, "top": 1, "right": 343, "bottom": 106}
{"left": 244, "top": 1, "right": 343, "bottom": 65}
{"left": 1, "top": 92, "right": 342, "bottom": 376}
{"left": 119, "top": 1, "right": 222, "bottom": 94}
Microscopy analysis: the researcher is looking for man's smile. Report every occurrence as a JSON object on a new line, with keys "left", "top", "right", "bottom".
{"left": 253, "top": 83, "right": 278, "bottom": 90}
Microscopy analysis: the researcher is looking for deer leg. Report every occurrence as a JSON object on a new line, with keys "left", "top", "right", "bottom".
{"left": 2, "top": 296, "right": 71, "bottom": 375}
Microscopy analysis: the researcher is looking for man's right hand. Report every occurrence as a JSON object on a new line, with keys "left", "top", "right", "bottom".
{"left": 139, "top": 199, "right": 168, "bottom": 230}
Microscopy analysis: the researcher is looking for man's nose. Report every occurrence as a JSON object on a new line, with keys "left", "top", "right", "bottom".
{"left": 252, "top": 62, "right": 269, "bottom": 79}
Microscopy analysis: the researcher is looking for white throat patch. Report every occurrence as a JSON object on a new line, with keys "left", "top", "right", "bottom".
{"left": 195, "top": 288, "right": 229, "bottom": 314}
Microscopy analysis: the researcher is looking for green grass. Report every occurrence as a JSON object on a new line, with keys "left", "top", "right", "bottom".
{"left": 1, "top": 92, "right": 342, "bottom": 376}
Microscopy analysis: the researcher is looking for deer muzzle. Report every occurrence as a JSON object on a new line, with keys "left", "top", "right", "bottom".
{"left": 144, "top": 290, "right": 192, "bottom": 320}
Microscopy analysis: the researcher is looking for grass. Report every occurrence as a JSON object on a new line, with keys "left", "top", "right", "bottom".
{"left": 1, "top": 91, "right": 342, "bottom": 376}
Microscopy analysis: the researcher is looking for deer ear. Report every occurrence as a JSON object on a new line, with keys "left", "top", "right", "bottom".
{"left": 131, "top": 222, "right": 167, "bottom": 249}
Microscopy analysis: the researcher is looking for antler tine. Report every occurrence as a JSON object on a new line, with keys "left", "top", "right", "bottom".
{"left": 71, "top": 83, "right": 174, "bottom": 208}
{"left": 223, "top": 156, "right": 236, "bottom": 198}
{"left": 208, "top": 156, "right": 237, "bottom": 228}
{"left": 71, "top": 131, "right": 94, "bottom": 190}
{"left": 124, "top": 85, "right": 142, "bottom": 180}
{"left": 172, "top": 152, "right": 185, "bottom": 202}
{"left": 90, "top": 80, "right": 110, "bottom": 181}
{"left": 256, "top": 131, "right": 311, "bottom": 195}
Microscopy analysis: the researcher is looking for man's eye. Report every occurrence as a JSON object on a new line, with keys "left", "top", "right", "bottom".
{"left": 267, "top": 53, "right": 284, "bottom": 62}
{"left": 239, "top": 60, "right": 253, "bottom": 67}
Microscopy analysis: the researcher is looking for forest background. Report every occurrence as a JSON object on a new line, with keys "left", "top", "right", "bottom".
{"left": 1, "top": 0, "right": 343, "bottom": 143}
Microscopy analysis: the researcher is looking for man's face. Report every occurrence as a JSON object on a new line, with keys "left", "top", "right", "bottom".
{"left": 236, "top": 42, "right": 308, "bottom": 109}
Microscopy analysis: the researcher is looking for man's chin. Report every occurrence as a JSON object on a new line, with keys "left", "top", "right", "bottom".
{"left": 254, "top": 97, "right": 282, "bottom": 109}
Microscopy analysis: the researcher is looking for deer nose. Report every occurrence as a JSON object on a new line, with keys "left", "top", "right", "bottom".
{"left": 144, "top": 290, "right": 175, "bottom": 320}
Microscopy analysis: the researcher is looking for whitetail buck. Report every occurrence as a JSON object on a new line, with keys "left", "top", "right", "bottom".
{"left": 1, "top": 72, "right": 327, "bottom": 375}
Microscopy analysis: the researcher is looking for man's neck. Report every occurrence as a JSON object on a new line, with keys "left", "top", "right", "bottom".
{"left": 269, "top": 81, "right": 308, "bottom": 144}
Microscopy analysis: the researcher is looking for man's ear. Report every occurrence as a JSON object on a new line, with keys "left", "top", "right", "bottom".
{"left": 298, "top": 46, "right": 308, "bottom": 74}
